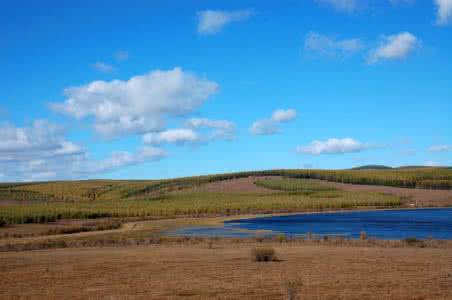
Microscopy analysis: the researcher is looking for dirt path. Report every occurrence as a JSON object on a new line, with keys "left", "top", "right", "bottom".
{"left": 1, "top": 243, "right": 451, "bottom": 299}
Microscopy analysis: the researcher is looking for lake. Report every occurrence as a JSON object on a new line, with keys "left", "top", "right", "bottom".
{"left": 169, "top": 208, "right": 452, "bottom": 240}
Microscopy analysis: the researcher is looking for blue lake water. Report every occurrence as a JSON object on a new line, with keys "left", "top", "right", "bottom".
{"left": 170, "top": 208, "right": 452, "bottom": 240}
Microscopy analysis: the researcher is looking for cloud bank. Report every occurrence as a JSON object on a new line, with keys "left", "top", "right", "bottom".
{"left": 0, "top": 121, "right": 166, "bottom": 181}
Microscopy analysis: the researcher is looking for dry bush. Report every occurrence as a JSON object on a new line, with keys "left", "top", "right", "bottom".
{"left": 284, "top": 276, "right": 303, "bottom": 300}
{"left": 278, "top": 234, "right": 287, "bottom": 243}
{"left": 360, "top": 231, "right": 367, "bottom": 241}
{"left": 251, "top": 247, "right": 276, "bottom": 262}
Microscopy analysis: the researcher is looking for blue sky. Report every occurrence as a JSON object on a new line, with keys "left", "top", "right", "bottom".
{"left": 1, "top": 0, "right": 451, "bottom": 181}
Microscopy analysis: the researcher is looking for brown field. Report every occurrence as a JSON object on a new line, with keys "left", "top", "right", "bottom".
{"left": 1, "top": 242, "right": 452, "bottom": 299}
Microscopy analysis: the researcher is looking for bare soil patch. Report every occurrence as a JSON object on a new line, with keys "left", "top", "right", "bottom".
{"left": 313, "top": 180, "right": 452, "bottom": 207}
{"left": 191, "top": 176, "right": 280, "bottom": 193}
{"left": 1, "top": 243, "right": 451, "bottom": 299}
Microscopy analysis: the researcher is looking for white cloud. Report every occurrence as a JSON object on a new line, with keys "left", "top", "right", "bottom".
{"left": 271, "top": 109, "right": 297, "bottom": 122}
{"left": 92, "top": 62, "right": 115, "bottom": 73}
{"left": 368, "top": 32, "right": 419, "bottom": 64}
{"left": 316, "top": 0, "right": 357, "bottom": 13}
{"left": 52, "top": 68, "right": 219, "bottom": 139}
{"left": 429, "top": 144, "right": 452, "bottom": 153}
{"left": 0, "top": 121, "right": 166, "bottom": 181}
{"left": 249, "top": 120, "right": 279, "bottom": 136}
{"left": 114, "top": 50, "right": 129, "bottom": 62}
{"left": 185, "top": 118, "right": 235, "bottom": 139}
{"left": 297, "top": 138, "right": 374, "bottom": 155}
{"left": 143, "top": 129, "right": 199, "bottom": 145}
{"left": 91, "top": 146, "right": 166, "bottom": 174}
{"left": 249, "top": 108, "right": 297, "bottom": 136}
{"left": 436, "top": 0, "right": 452, "bottom": 25}
{"left": 0, "top": 120, "right": 79, "bottom": 156}
{"left": 197, "top": 9, "right": 254, "bottom": 35}
{"left": 143, "top": 118, "right": 235, "bottom": 146}
{"left": 305, "top": 32, "right": 363, "bottom": 57}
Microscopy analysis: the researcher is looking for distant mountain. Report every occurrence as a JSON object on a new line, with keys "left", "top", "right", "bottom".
{"left": 397, "top": 166, "right": 437, "bottom": 169}
{"left": 351, "top": 165, "right": 393, "bottom": 170}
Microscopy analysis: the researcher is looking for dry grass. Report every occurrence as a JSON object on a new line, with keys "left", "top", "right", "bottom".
{"left": 1, "top": 243, "right": 452, "bottom": 299}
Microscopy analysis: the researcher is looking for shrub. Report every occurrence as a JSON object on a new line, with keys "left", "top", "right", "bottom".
{"left": 284, "top": 277, "right": 303, "bottom": 300}
{"left": 360, "top": 231, "right": 367, "bottom": 241}
{"left": 0, "top": 217, "right": 6, "bottom": 227}
{"left": 404, "top": 237, "right": 420, "bottom": 245}
{"left": 255, "top": 236, "right": 264, "bottom": 243}
{"left": 278, "top": 234, "right": 286, "bottom": 243}
{"left": 207, "top": 240, "right": 214, "bottom": 249}
{"left": 251, "top": 247, "right": 276, "bottom": 262}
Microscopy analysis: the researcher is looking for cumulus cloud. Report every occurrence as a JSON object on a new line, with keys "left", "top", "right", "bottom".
{"left": 197, "top": 9, "right": 254, "bottom": 35}
{"left": 249, "top": 120, "right": 279, "bottom": 136}
{"left": 436, "top": 0, "right": 452, "bottom": 25}
{"left": 316, "top": 0, "right": 357, "bottom": 13}
{"left": 143, "top": 129, "right": 199, "bottom": 145}
{"left": 271, "top": 109, "right": 297, "bottom": 122}
{"left": 249, "top": 108, "right": 297, "bottom": 136}
{"left": 305, "top": 32, "right": 363, "bottom": 57}
{"left": 92, "top": 62, "right": 115, "bottom": 73}
{"left": 0, "top": 121, "right": 166, "bottom": 181}
{"left": 185, "top": 118, "right": 235, "bottom": 140}
{"left": 0, "top": 120, "right": 81, "bottom": 157}
{"left": 297, "top": 138, "right": 374, "bottom": 155}
{"left": 429, "top": 144, "right": 452, "bottom": 153}
{"left": 51, "top": 68, "right": 219, "bottom": 139}
{"left": 368, "top": 32, "right": 419, "bottom": 64}
{"left": 143, "top": 118, "right": 235, "bottom": 146}
{"left": 91, "top": 146, "right": 166, "bottom": 174}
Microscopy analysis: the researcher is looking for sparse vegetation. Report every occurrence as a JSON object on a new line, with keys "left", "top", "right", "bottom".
{"left": 404, "top": 237, "right": 420, "bottom": 245}
{"left": 284, "top": 276, "right": 304, "bottom": 300}
{"left": 360, "top": 231, "right": 367, "bottom": 241}
{"left": 252, "top": 247, "right": 276, "bottom": 262}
